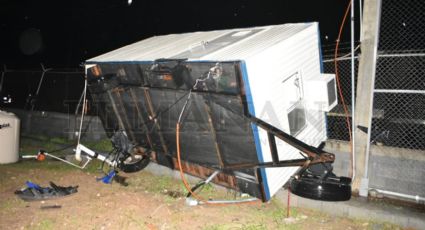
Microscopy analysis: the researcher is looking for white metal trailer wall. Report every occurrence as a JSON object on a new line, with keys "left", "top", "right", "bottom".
{"left": 244, "top": 23, "right": 327, "bottom": 198}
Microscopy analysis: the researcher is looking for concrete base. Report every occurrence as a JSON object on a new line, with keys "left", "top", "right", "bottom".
{"left": 275, "top": 189, "right": 425, "bottom": 229}
{"left": 325, "top": 140, "right": 425, "bottom": 202}
{"left": 143, "top": 162, "right": 425, "bottom": 229}
{"left": 359, "top": 178, "right": 369, "bottom": 197}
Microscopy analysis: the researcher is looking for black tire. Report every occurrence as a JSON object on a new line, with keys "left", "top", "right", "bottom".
{"left": 115, "top": 142, "right": 151, "bottom": 173}
{"left": 118, "top": 155, "right": 150, "bottom": 173}
{"left": 290, "top": 176, "right": 352, "bottom": 201}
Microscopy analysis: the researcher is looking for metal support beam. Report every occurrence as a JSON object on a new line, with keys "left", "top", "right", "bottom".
{"left": 350, "top": 0, "right": 356, "bottom": 181}
{"left": 353, "top": 0, "right": 382, "bottom": 196}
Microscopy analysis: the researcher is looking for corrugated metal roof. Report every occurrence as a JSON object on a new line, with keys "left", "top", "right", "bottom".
{"left": 87, "top": 23, "right": 316, "bottom": 62}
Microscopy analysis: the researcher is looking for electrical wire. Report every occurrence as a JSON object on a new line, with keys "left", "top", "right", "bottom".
{"left": 175, "top": 70, "right": 259, "bottom": 206}
{"left": 177, "top": 122, "right": 257, "bottom": 206}
{"left": 193, "top": 71, "right": 212, "bottom": 90}
{"left": 151, "top": 90, "right": 192, "bottom": 121}
{"left": 335, "top": 0, "right": 354, "bottom": 178}
{"left": 337, "top": 44, "right": 360, "bottom": 59}
{"left": 176, "top": 89, "right": 216, "bottom": 204}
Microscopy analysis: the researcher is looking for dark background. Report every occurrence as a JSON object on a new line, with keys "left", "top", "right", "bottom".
{"left": 0, "top": 0, "right": 359, "bottom": 116}
{"left": 0, "top": 0, "right": 356, "bottom": 68}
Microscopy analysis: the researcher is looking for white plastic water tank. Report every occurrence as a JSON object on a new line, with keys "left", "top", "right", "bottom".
{"left": 0, "top": 110, "right": 20, "bottom": 164}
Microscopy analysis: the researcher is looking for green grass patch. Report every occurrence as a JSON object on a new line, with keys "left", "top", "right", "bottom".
{"left": 203, "top": 223, "right": 269, "bottom": 230}
{"left": 80, "top": 139, "right": 113, "bottom": 152}
{"left": 0, "top": 160, "right": 76, "bottom": 172}
{"left": 27, "top": 218, "right": 55, "bottom": 230}
{"left": 0, "top": 197, "right": 26, "bottom": 213}
{"left": 14, "top": 136, "right": 113, "bottom": 174}
{"left": 20, "top": 136, "right": 112, "bottom": 156}
{"left": 20, "top": 136, "right": 75, "bottom": 158}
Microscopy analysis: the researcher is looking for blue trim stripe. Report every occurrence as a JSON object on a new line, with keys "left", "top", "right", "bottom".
{"left": 316, "top": 23, "right": 324, "bottom": 74}
{"left": 240, "top": 61, "right": 271, "bottom": 201}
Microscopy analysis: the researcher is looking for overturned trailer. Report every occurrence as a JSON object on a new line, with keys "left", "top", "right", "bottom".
{"left": 84, "top": 22, "right": 350, "bottom": 202}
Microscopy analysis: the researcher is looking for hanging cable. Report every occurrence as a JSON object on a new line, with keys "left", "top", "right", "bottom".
{"left": 335, "top": 0, "right": 354, "bottom": 178}
{"left": 175, "top": 69, "right": 259, "bottom": 206}
{"left": 176, "top": 118, "right": 257, "bottom": 205}
{"left": 337, "top": 44, "right": 360, "bottom": 59}
{"left": 150, "top": 91, "right": 192, "bottom": 121}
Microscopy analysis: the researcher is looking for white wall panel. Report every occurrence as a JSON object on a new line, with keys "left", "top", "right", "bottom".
{"left": 87, "top": 24, "right": 313, "bottom": 63}
{"left": 243, "top": 23, "right": 326, "bottom": 198}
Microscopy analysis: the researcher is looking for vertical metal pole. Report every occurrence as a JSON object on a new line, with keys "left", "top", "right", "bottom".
{"left": 76, "top": 64, "right": 96, "bottom": 150}
{"left": 75, "top": 88, "right": 85, "bottom": 115}
{"left": 351, "top": 0, "right": 356, "bottom": 181}
{"left": 77, "top": 74, "right": 88, "bottom": 146}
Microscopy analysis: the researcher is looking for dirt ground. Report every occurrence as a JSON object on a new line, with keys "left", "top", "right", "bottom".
{"left": 0, "top": 160, "right": 409, "bottom": 230}
{"left": 0, "top": 137, "right": 409, "bottom": 230}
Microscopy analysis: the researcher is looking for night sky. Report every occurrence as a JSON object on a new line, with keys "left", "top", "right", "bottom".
{"left": 0, "top": 0, "right": 356, "bottom": 68}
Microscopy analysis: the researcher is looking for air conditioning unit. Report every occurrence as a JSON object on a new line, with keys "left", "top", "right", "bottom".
{"left": 304, "top": 73, "right": 338, "bottom": 112}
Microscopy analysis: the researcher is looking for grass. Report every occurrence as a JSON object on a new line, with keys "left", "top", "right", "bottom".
{"left": 203, "top": 222, "right": 275, "bottom": 230}
{"left": 19, "top": 135, "right": 112, "bottom": 156}
{"left": 11, "top": 136, "right": 114, "bottom": 174}
{"left": 27, "top": 219, "right": 55, "bottom": 230}
{"left": 350, "top": 218, "right": 404, "bottom": 230}
{"left": 2, "top": 137, "right": 409, "bottom": 230}
{"left": 203, "top": 223, "right": 269, "bottom": 230}
{"left": 0, "top": 161, "right": 76, "bottom": 173}
{"left": 1, "top": 165, "right": 407, "bottom": 230}
{"left": 0, "top": 158, "right": 107, "bottom": 175}
{"left": 81, "top": 138, "right": 113, "bottom": 152}
{"left": 123, "top": 210, "right": 147, "bottom": 229}
{"left": 0, "top": 197, "right": 26, "bottom": 213}
{"left": 127, "top": 171, "right": 261, "bottom": 205}
{"left": 127, "top": 171, "right": 188, "bottom": 204}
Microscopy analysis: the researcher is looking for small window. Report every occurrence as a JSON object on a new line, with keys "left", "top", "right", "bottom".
{"left": 288, "top": 102, "right": 307, "bottom": 136}
{"left": 282, "top": 71, "right": 307, "bottom": 136}
{"left": 327, "top": 78, "right": 336, "bottom": 106}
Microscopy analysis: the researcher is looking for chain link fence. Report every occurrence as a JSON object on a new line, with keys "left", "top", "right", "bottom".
{"left": 0, "top": 67, "right": 85, "bottom": 113}
{"left": 320, "top": 0, "right": 425, "bottom": 200}
{"left": 368, "top": 0, "right": 425, "bottom": 197}
{"left": 0, "top": 67, "right": 107, "bottom": 140}
{"left": 322, "top": 45, "right": 359, "bottom": 142}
